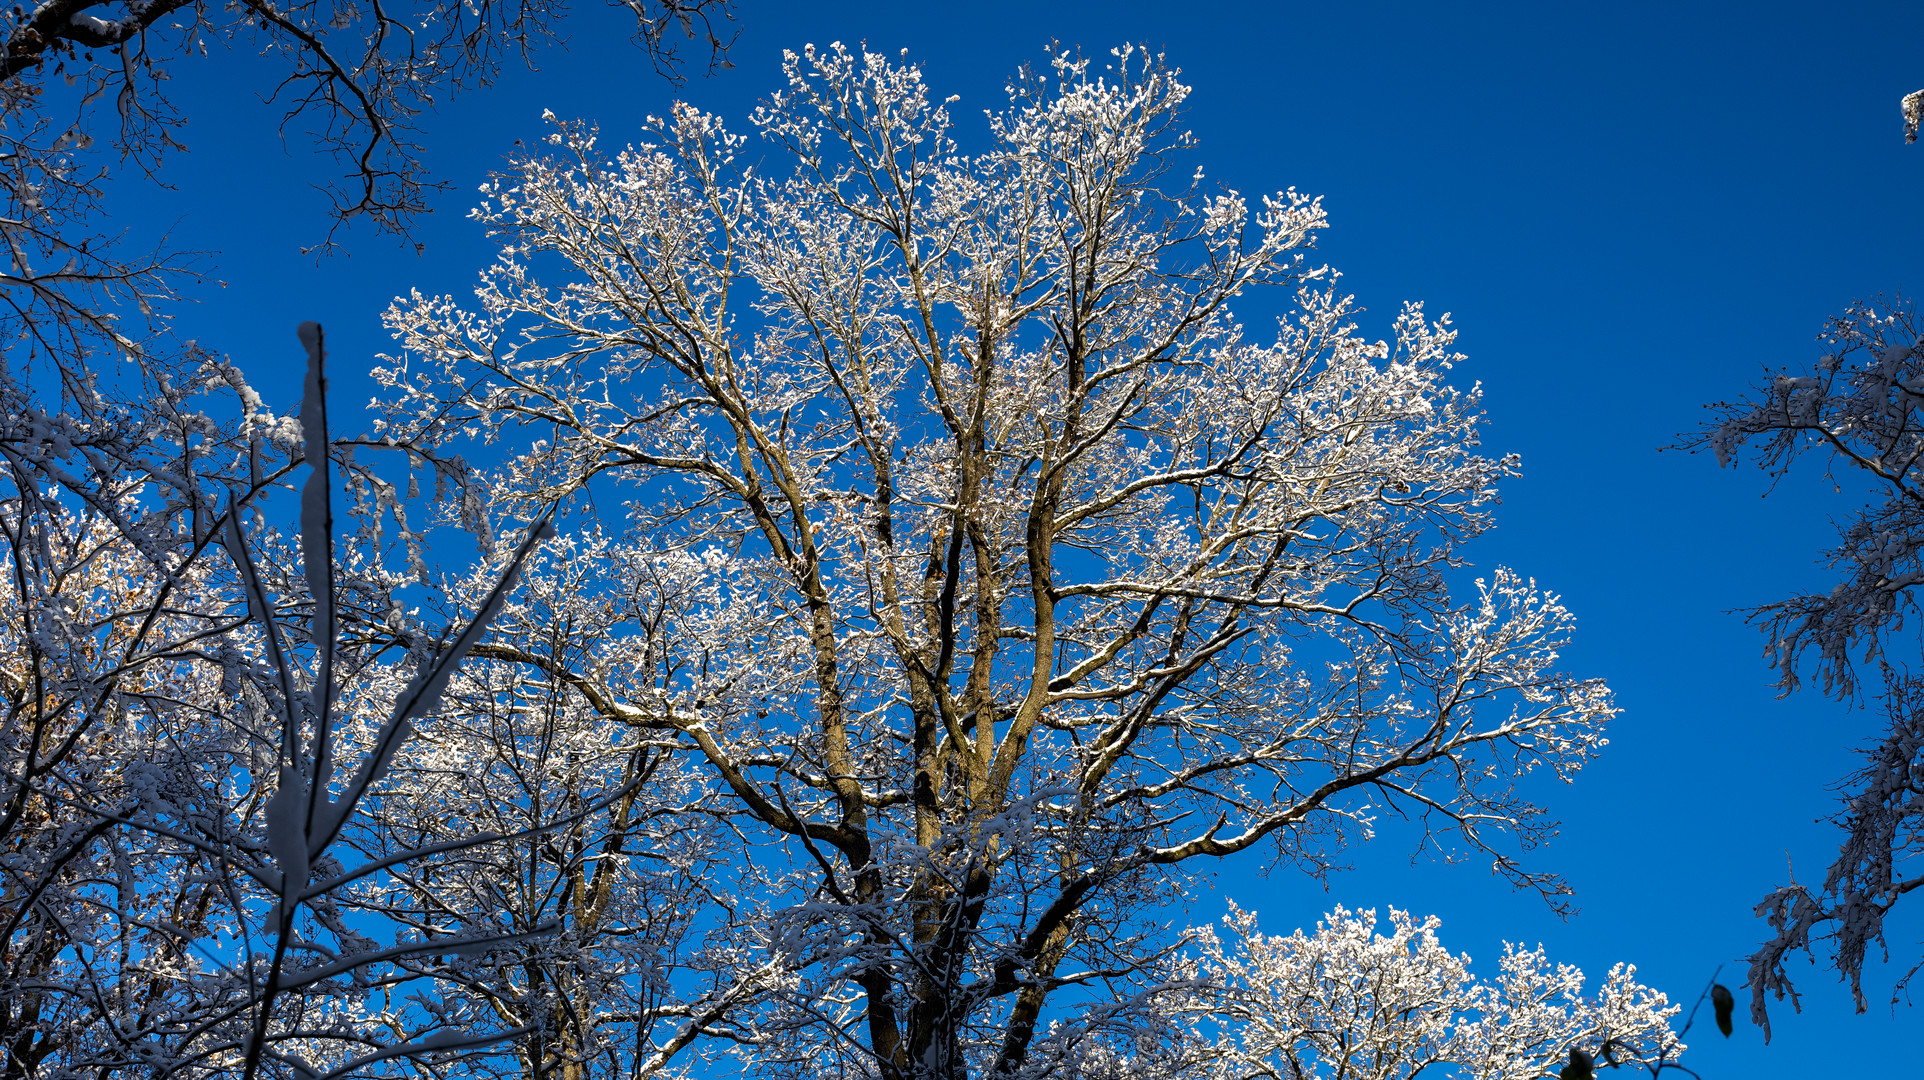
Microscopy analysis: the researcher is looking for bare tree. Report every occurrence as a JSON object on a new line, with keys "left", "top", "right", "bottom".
{"left": 372, "top": 43, "right": 1623, "bottom": 1080}
{"left": 2, "top": 0, "right": 735, "bottom": 249}
{"left": 0, "top": 0, "right": 738, "bottom": 491}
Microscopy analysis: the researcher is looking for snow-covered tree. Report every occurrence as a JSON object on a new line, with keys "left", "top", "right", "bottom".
{"left": 368, "top": 43, "right": 1628, "bottom": 1080}
{"left": 0, "top": 317, "right": 708, "bottom": 1079}
{"left": 1181, "top": 904, "right": 1682, "bottom": 1080}
{"left": 1692, "top": 295, "right": 1924, "bottom": 1037}
{"left": 0, "top": 0, "right": 753, "bottom": 1051}
{"left": 0, "top": 317, "right": 287, "bottom": 1075}
{"left": 0, "top": 491, "right": 223, "bottom": 1075}
{"left": 352, "top": 533, "right": 732, "bottom": 1080}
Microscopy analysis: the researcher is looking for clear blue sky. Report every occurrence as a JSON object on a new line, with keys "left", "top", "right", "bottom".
{"left": 139, "top": 0, "right": 1923, "bottom": 1071}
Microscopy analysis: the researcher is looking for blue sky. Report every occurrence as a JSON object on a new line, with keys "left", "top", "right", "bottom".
{"left": 135, "top": 0, "right": 1922, "bottom": 1071}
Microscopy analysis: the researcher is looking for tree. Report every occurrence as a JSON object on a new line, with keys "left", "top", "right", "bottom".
{"left": 369, "top": 43, "right": 1624, "bottom": 1080}
{"left": 0, "top": 487, "right": 224, "bottom": 1077}
{"left": 0, "top": 0, "right": 739, "bottom": 512}
{"left": 0, "top": 319, "right": 283, "bottom": 1076}
{"left": 1, "top": 0, "right": 735, "bottom": 248}
{"left": 0, "top": 317, "right": 697, "bottom": 1080}
{"left": 1176, "top": 904, "right": 1682, "bottom": 1080}
{"left": 1682, "top": 90, "right": 1924, "bottom": 1037}
{"left": 354, "top": 535, "right": 731, "bottom": 1080}
{"left": 0, "top": 0, "right": 746, "bottom": 1067}
{"left": 1691, "top": 295, "right": 1924, "bottom": 1037}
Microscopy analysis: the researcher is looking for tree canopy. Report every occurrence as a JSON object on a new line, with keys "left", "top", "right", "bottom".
{"left": 356, "top": 43, "right": 1634, "bottom": 1079}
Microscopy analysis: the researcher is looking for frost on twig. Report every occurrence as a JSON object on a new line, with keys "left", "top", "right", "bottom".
{"left": 222, "top": 323, "right": 562, "bottom": 1080}
{"left": 1690, "top": 296, "right": 1924, "bottom": 1037}
{"left": 1176, "top": 904, "right": 1684, "bottom": 1080}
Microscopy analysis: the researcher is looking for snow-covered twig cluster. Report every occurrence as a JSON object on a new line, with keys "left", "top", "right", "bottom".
{"left": 1692, "top": 295, "right": 1924, "bottom": 1037}
{"left": 1171, "top": 903, "right": 1682, "bottom": 1080}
